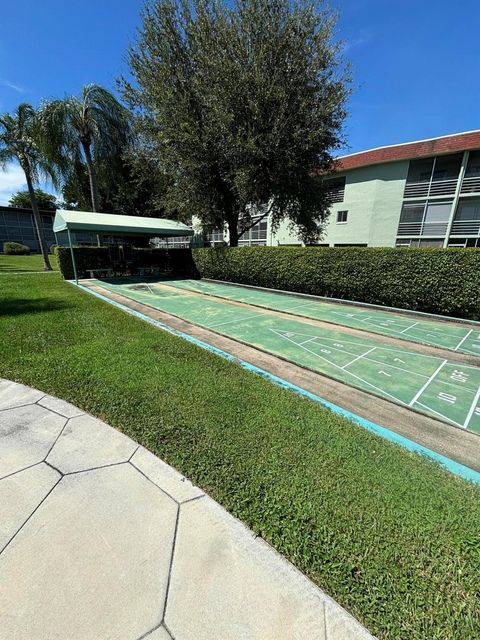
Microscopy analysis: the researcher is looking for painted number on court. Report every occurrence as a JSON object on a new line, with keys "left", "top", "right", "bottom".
{"left": 450, "top": 370, "right": 468, "bottom": 383}
{"left": 438, "top": 392, "right": 457, "bottom": 405}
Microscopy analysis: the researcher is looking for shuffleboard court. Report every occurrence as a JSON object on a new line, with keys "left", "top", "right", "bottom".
{"left": 158, "top": 278, "right": 480, "bottom": 356}
{"left": 92, "top": 278, "right": 480, "bottom": 434}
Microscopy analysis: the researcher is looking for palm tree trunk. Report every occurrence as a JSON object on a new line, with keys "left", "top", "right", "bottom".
{"left": 25, "top": 170, "right": 52, "bottom": 271}
{"left": 82, "top": 141, "right": 101, "bottom": 246}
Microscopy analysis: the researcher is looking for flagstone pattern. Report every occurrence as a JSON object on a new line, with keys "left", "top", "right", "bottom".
{"left": 0, "top": 378, "right": 375, "bottom": 640}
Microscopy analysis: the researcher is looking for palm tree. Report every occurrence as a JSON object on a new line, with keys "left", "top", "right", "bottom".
{"left": 40, "top": 84, "right": 131, "bottom": 214}
{"left": 0, "top": 104, "right": 56, "bottom": 270}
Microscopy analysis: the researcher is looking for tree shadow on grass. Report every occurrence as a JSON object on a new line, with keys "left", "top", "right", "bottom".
{"left": 0, "top": 297, "right": 70, "bottom": 317}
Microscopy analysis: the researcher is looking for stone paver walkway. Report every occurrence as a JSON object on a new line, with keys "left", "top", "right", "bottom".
{"left": 0, "top": 379, "right": 375, "bottom": 640}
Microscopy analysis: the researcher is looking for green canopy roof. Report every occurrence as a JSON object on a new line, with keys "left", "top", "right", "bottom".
{"left": 53, "top": 210, "right": 194, "bottom": 237}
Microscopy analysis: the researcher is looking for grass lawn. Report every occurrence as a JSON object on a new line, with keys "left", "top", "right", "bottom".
{"left": 1, "top": 272, "right": 479, "bottom": 640}
{"left": 0, "top": 253, "right": 58, "bottom": 272}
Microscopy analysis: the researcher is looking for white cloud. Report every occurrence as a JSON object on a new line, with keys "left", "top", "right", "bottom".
{"left": 0, "top": 163, "right": 27, "bottom": 205}
{"left": 0, "top": 79, "right": 26, "bottom": 93}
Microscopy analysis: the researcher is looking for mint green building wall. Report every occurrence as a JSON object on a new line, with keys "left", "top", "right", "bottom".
{"left": 326, "top": 160, "right": 409, "bottom": 246}
{"left": 192, "top": 158, "right": 410, "bottom": 247}
{"left": 270, "top": 160, "right": 409, "bottom": 247}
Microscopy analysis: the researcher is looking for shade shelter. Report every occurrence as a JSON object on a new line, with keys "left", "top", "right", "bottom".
{"left": 53, "top": 209, "right": 194, "bottom": 283}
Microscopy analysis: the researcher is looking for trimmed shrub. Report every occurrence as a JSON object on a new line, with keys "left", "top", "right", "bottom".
{"left": 192, "top": 246, "right": 480, "bottom": 320}
{"left": 55, "top": 246, "right": 198, "bottom": 280}
{"left": 3, "top": 241, "right": 31, "bottom": 255}
{"left": 55, "top": 246, "right": 111, "bottom": 279}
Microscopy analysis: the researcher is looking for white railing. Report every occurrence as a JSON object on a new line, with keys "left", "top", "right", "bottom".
{"left": 428, "top": 179, "right": 458, "bottom": 196}
{"left": 460, "top": 176, "right": 480, "bottom": 194}
{"left": 403, "top": 182, "right": 429, "bottom": 198}
{"left": 404, "top": 178, "right": 458, "bottom": 198}
{"left": 397, "top": 221, "right": 448, "bottom": 236}
{"left": 450, "top": 220, "right": 480, "bottom": 235}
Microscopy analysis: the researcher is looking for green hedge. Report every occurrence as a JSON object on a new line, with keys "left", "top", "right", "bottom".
{"left": 55, "top": 246, "right": 198, "bottom": 280}
{"left": 3, "top": 241, "right": 30, "bottom": 255}
{"left": 192, "top": 246, "right": 480, "bottom": 319}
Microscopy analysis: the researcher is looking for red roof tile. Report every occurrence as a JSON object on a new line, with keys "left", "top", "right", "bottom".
{"left": 337, "top": 131, "right": 480, "bottom": 171}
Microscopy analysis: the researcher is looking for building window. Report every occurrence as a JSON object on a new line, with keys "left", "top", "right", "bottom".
{"left": 423, "top": 201, "right": 452, "bottom": 225}
{"left": 465, "top": 151, "right": 480, "bottom": 178}
{"left": 406, "top": 158, "right": 434, "bottom": 185}
{"left": 154, "top": 235, "right": 192, "bottom": 249}
{"left": 206, "top": 228, "right": 225, "bottom": 247}
{"left": 334, "top": 243, "right": 367, "bottom": 247}
{"left": 324, "top": 176, "right": 346, "bottom": 203}
{"left": 395, "top": 238, "right": 444, "bottom": 248}
{"left": 238, "top": 216, "right": 267, "bottom": 245}
{"left": 451, "top": 198, "right": 480, "bottom": 236}
{"left": 336, "top": 210, "right": 348, "bottom": 223}
{"left": 432, "top": 153, "right": 462, "bottom": 182}
{"left": 454, "top": 199, "right": 480, "bottom": 222}
{"left": 418, "top": 238, "right": 444, "bottom": 247}
{"left": 447, "top": 238, "right": 480, "bottom": 248}
{"left": 397, "top": 201, "right": 451, "bottom": 236}
{"left": 404, "top": 153, "right": 462, "bottom": 198}
{"left": 461, "top": 151, "right": 480, "bottom": 194}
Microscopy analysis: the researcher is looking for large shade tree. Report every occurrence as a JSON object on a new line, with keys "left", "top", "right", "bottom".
{"left": 0, "top": 104, "right": 56, "bottom": 270}
{"left": 60, "top": 149, "right": 171, "bottom": 218}
{"left": 123, "top": 0, "right": 350, "bottom": 246}
{"left": 9, "top": 188, "right": 58, "bottom": 210}
{"left": 40, "top": 84, "right": 131, "bottom": 213}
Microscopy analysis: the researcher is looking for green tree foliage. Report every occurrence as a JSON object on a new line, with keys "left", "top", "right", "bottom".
{"left": 39, "top": 84, "right": 131, "bottom": 213}
{"left": 0, "top": 104, "right": 55, "bottom": 269}
{"left": 60, "top": 150, "right": 172, "bottom": 218}
{"left": 123, "top": 0, "right": 350, "bottom": 245}
{"left": 9, "top": 188, "right": 58, "bottom": 210}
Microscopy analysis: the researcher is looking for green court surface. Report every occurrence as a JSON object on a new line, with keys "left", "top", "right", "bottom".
{"left": 159, "top": 278, "right": 480, "bottom": 356}
{"left": 93, "top": 278, "right": 480, "bottom": 434}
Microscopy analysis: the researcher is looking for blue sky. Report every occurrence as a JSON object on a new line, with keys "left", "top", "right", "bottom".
{"left": 1, "top": 0, "right": 479, "bottom": 203}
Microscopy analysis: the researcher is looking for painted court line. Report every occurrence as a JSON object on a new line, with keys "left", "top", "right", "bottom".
{"left": 207, "top": 312, "right": 262, "bottom": 328}
{"left": 464, "top": 386, "right": 480, "bottom": 429}
{"left": 299, "top": 337, "right": 319, "bottom": 346}
{"left": 77, "top": 283, "right": 480, "bottom": 485}
{"left": 171, "top": 281, "right": 480, "bottom": 354}
{"left": 454, "top": 329, "right": 473, "bottom": 352}
{"left": 296, "top": 338, "right": 476, "bottom": 394}
{"left": 341, "top": 347, "right": 376, "bottom": 370}
{"left": 309, "top": 339, "right": 430, "bottom": 380}
{"left": 409, "top": 360, "right": 448, "bottom": 407}
{"left": 400, "top": 322, "right": 418, "bottom": 334}
{"left": 415, "top": 401, "right": 465, "bottom": 430}
{"left": 271, "top": 328, "right": 442, "bottom": 360}
{"left": 270, "top": 328, "right": 403, "bottom": 405}
{"left": 98, "top": 281, "right": 480, "bottom": 427}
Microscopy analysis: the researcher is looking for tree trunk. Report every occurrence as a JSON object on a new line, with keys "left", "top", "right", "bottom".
{"left": 25, "top": 170, "right": 52, "bottom": 271}
{"left": 227, "top": 214, "right": 239, "bottom": 247}
{"left": 82, "top": 141, "right": 101, "bottom": 246}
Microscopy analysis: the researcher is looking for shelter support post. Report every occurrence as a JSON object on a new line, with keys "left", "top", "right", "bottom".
{"left": 67, "top": 228, "right": 78, "bottom": 284}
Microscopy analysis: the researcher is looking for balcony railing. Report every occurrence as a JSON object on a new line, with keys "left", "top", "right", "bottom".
{"left": 403, "top": 182, "right": 429, "bottom": 198}
{"left": 404, "top": 179, "right": 458, "bottom": 198}
{"left": 397, "top": 221, "right": 449, "bottom": 236}
{"left": 429, "top": 179, "right": 458, "bottom": 196}
{"left": 460, "top": 176, "right": 480, "bottom": 194}
{"left": 450, "top": 220, "right": 480, "bottom": 236}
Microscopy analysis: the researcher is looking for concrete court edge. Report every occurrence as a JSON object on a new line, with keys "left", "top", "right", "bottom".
{"left": 72, "top": 281, "right": 480, "bottom": 486}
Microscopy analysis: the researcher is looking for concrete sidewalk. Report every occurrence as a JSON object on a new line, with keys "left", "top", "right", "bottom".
{"left": 0, "top": 379, "right": 375, "bottom": 640}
